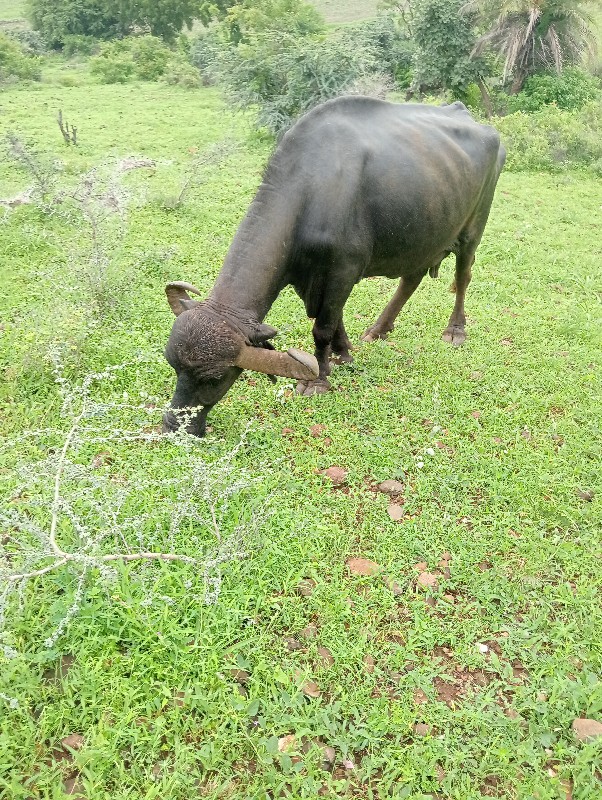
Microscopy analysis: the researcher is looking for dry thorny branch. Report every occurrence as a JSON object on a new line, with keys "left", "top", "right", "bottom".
{"left": 0, "top": 350, "right": 268, "bottom": 662}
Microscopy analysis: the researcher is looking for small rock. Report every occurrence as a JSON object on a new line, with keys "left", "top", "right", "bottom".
{"left": 384, "top": 576, "right": 404, "bottom": 596}
{"left": 302, "top": 679, "right": 321, "bottom": 699}
{"left": 471, "top": 410, "right": 482, "bottom": 419}
{"left": 413, "top": 722, "right": 431, "bottom": 737}
{"left": 476, "top": 643, "right": 489, "bottom": 654}
{"left": 347, "top": 557, "right": 380, "bottom": 576}
{"left": 321, "top": 466, "right": 348, "bottom": 485}
{"left": 63, "top": 777, "right": 86, "bottom": 797}
{"left": 363, "top": 655, "right": 375, "bottom": 674}
{"left": 413, "top": 561, "right": 428, "bottom": 571}
{"left": 296, "top": 578, "right": 316, "bottom": 597}
{"left": 416, "top": 572, "right": 439, "bottom": 590}
{"left": 343, "top": 758, "right": 355, "bottom": 770}
{"left": 61, "top": 734, "right": 85, "bottom": 751}
{"left": 281, "top": 427, "right": 294, "bottom": 436}
{"left": 576, "top": 489, "right": 594, "bottom": 502}
{"left": 310, "top": 424, "right": 326, "bottom": 437}
{"left": 278, "top": 734, "right": 297, "bottom": 752}
{"left": 284, "top": 636, "right": 303, "bottom": 651}
{"left": 387, "top": 503, "right": 405, "bottom": 521}
{"left": 321, "top": 744, "right": 336, "bottom": 765}
{"left": 378, "top": 479, "right": 404, "bottom": 494}
{"left": 317, "top": 646, "right": 334, "bottom": 667}
{"left": 229, "top": 669, "right": 250, "bottom": 684}
{"left": 300, "top": 623, "right": 318, "bottom": 640}
{"left": 572, "top": 718, "right": 602, "bottom": 742}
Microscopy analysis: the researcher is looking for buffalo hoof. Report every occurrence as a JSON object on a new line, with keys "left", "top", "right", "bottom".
{"left": 361, "top": 327, "right": 389, "bottom": 343}
{"left": 332, "top": 352, "right": 354, "bottom": 365}
{"left": 442, "top": 325, "right": 466, "bottom": 347}
{"left": 296, "top": 378, "right": 331, "bottom": 396}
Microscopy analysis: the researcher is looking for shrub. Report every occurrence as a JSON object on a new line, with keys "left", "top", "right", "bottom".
{"left": 28, "top": 0, "right": 121, "bottom": 49}
{"left": 163, "top": 57, "right": 202, "bottom": 89}
{"left": 131, "top": 35, "right": 172, "bottom": 80}
{"left": 217, "top": 31, "right": 377, "bottom": 136}
{"left": 507, "top": 68, "right": 601, "bottom": 113}
{"left": 0, "top": 31, "right": 42, "bottom": 82}
{"left": 189, "top": 24, "right": 225, "bottom": 84}
{"left": 494, "top": 101, "right": 602, "bottom": 172}
{"left": 89, "top": 37, "right": 174, "bottom": 83}
{"left": 90, "top": 50, "right": 134, "bottom": 84}
{"left": 5, "top": 29, "right": 46, "bottom": 55}
{"left": 339, "top": 15, "right": 415, "bottom": 89}
{"left": 62, "top": 34, "right": 98, "bottom": 57}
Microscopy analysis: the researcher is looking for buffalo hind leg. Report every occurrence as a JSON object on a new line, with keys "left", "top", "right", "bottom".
{"left": 362, "top": 272, "right": 424, "bottom": 342}
{"left": 442, "top": 248, "right": 475, "bottom": 347}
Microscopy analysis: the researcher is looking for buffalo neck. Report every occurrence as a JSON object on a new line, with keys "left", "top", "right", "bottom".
{"left": 209, "top": 181, "right": 299, "bottom": 323}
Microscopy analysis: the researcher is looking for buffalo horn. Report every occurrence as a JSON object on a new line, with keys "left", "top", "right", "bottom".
{"left": 235, "top": 345, "right": 319, "bottom": 381}
{"left": 165, "top": 281, "right": 203, "bottom": 316}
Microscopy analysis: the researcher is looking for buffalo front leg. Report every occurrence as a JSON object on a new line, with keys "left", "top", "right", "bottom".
{"left": 331, "top": 318, "right": 354, "bottom": 364}
{"left": 442, "top": 249, "right": 475, "bottom": 347}
{"left": 296, "top": 318, "right": 338, "bottom": 396}
{"left": 361, "top": 272, "right": 424, "bottom": 342}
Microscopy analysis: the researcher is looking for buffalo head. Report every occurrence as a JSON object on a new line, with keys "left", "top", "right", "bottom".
{"left": 163, "top": 282, "right": 319, "bottom": 436}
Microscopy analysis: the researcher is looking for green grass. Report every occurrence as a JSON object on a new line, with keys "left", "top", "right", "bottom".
{"left": 312, "top": 0, "right": 378, "bottom": 23}
{"left": 0, "top": 0, "right": 25, "bottom": 23}
{"left": 1, "top": 72, "right": 602, "bottom": 800}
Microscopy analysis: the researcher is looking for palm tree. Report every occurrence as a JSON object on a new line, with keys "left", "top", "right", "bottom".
{"left": 468, "top": 0, "right": 599, "bottom": 93}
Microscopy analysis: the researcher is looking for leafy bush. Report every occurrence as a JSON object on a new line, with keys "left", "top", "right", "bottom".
{"left": 218, "top": 32, "right": 377, "bottom": 136}
{"left": 28, "top": 0, "right": 198, "bottom": 47}
{"left": 90, "top": 50, "right": 134, "bottom": 84}
{"left": 223, "top": 0, "right": 324, "bottom": 44}
{"left": 130, "top": 35, "right": 172, "bottom": 80}
{"left": 494, "top": 101, "right": 602, "bottom": 172}
{"left": 62, "top": 34, "right": 99, "bottom": 57}
{"left": 163, "top": 57, "right": 202, "bottom": 89}
{"left": 28, "top": 0, "right": 122, "bottom": 49}
{"left": 507, "top": 68, "right": 601, "bottom": 113}
{"left": 0, "top": 31, "right": 42, "bottom": 82}
{"left": 339, "top": 15, "right": 415, "bottom": 89}
{"left": 89, "top": 36, "right": 173, "bottom": 83}
{"left": 411, "top": 0, "right": 485, "bottom": 95}
{"left": 189, "top": 24, "right": 225, "bottom": 84}
{"left": 5, "top": 29, "right": 46, "bottom": 55}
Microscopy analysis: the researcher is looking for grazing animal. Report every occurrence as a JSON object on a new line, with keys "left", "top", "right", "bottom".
{"left": 163, "top": 97, "right": 505, "bottom": 436}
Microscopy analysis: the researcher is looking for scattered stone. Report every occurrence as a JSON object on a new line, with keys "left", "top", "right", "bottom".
{"left": 387, "top": 503, "right": 405, "bottom": 521}
{"left": 384, "top": 577, "right": 404, "bottom": 596}
{"left": 321, "top": 744, "right": 336, "bottom": 765}
{"left": 416, "top": 572, "right": 439, "bottom": 590}
{"left": 572, "top": 718, "right": 602, "bottom": 742}
{"left": 61, "top": 734, "right": 85, "bottom": 751}
{"left": 321, "top": 466, "right": 348, "bottom": 485}
{"left": 301, "top": 679, "right": 321, "bottom": 699}
{"left": 471, "top": 410, "right": 481, "bottom": 419}
{"left": 378, "top": 479, "right": 404, "bottom": 494}
{"left": 363, "top": 655, "right": 375, "bottom": 674}
{"left": 576, "top": 489, "right": 594, "bottom": 502}
{"left": 296, "top": 578, "right": 316, "bottom": 597}
{"left": 476, "top": 643, "right": 489, "bottom": 654}
{"left": 229, "top": 669, "right": 250, "bottom": 685}
{"left": 278, "top": 735, "right": 297, "bottom": 752}
{"left": 317, "top": 646, "right": 334, "bottom": 667}
{"left": 347, "top": 557, "right": 380, "bottom": 576}
{"left": 413, "top": 561, "right": 428, "bottom": 571}
{"left": 310, "top": 424, "right": 326, "bottom": 437}
{"left": 284, "top": 636, "right": 304, "bottom": 651}
{"left": 300, "top": 623, "right": 318, "bottom": 640}
{"left": 63, "top": 777, "right": 86, "bottom": 797}
{"left": 413, "top": 723, "right": 432, "bottom": 737}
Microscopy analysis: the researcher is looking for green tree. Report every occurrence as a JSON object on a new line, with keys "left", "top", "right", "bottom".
{"left": 223, "top": 0, "right": 324, "bottom": 44}
{"left": 28, "top": 0, "right": 201, "bottom": 47}
{"left": 470, "top": 0, "right": 599, "bottom": 93}
{"left": 411, "top": 0, "right": 492, "bottom": 111}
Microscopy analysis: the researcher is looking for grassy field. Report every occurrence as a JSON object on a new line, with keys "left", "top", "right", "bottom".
{"left": 1, "top": 68, "right": 602, "bottom": 800}
{"left": 312, "top": 0, "right": 378, "bottom": 23}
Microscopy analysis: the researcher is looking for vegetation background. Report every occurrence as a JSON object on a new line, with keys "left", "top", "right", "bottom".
{"left": 1, "top": 0, "right": 601, "bottom": 798}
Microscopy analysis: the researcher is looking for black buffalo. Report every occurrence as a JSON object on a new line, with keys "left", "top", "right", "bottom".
{"left": 163, "top": 97, "right": 505, "bottom": 436}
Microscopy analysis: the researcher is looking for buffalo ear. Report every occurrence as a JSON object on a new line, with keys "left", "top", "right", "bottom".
{"left": 247, "top": 323, "right": 278, "bottom": 345}
{"left": 165, "top": 281, "right": 203, "bottom": 316}
{"left": 179, "top": 298, "right": 201, "bottom": 312}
